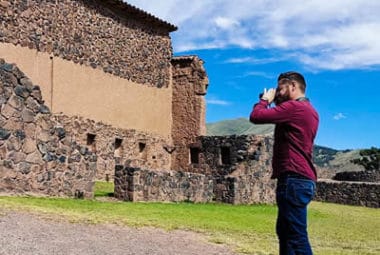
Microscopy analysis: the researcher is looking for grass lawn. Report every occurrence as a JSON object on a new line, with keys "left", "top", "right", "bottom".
{"left": 0, "top": 182, "right": 378, "bottom": 255}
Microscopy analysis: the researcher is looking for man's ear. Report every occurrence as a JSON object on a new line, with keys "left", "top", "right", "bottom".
{"left": 290, "top": 81, "right": 296, "bottom": 92}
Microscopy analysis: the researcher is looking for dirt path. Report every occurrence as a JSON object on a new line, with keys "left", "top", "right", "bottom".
{"left": 0, "top": 211, "right": 237, "bottom": 255}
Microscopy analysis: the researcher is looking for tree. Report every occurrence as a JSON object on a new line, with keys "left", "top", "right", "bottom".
{"left": 351, "top": 147, "right": 380, "bottom": 171}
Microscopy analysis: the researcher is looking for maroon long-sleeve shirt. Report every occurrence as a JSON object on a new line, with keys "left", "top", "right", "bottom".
{"left": 250, "top": 99, "right": 319, "bottom": 181}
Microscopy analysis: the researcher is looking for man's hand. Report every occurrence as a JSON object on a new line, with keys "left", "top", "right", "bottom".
{"left": 261, "top": 88, "right": 276, "bottom": 104}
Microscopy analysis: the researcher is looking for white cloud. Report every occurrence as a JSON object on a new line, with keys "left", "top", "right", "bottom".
{"left": 126, "top": 0, "right": 380, "bottom": 70}
{"left": 333, "top": 113, "right": 347, "bottom": 120}
{"left": 214, "top": 17, "right": 239, "bottom": 30}
{"left": 225, "top": 56, "right": 282, "bottom": 64}
{"left": 207, "top": 98, "right": 231, "bottom": 106}
{"left": 242, "top": 71, "right": 274, "bottom": 79}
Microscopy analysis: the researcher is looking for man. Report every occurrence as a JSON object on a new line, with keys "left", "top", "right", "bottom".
{"left": 250, "top": 71, "right": 319, "bottom": 255}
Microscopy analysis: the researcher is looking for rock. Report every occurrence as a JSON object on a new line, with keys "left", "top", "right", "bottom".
{"left": 20, "top": 77, "right": 34, "bottom": 91}
{"left": 0, "top": 1, "right": 11, "bottom": 9}
{"left": 8, "top": 95, "right": 24, "bottom": 110}
{"left": 25, "top": 151, "right": 44, "bottom": 164}
{"left": 2, "top": 118, "right": 22, "bottom": 130}
{"left": 7, "top": 151, "right": 26, "bottom": 164}
{"left": 0, "top": 128, "right": 11, "bottom": 140}
{"left": 39, "top": 104, "right": 50, "bottom": 114}
{"left": 21, "top": 108, "right": 35, "bottom": 122}
{"left": 1, "top": 103, "right": 18, "bottom": 119}
{"left": 6, "top": 136, "right": 21, "bottom": 151}
{"left": 14, "top": 130, "right": 26, "bottom": 140}
{"left": 37, "top": 142, "right": 48, "bottom": 155}
{"left": 24, "top": 123, "right": 36, "bottom": 137}
{"left": 55, "top": 127, "right": 66, "bottom": 139}
{"left": 26, "top": 97, "right": 40, "bottom": 113}
{"left": 31, "top": 86, "right": 43, "bottom": 103}
{"left": 22, "top": 138, "right": 36, "bottom": 154}
{"left": 19, "top": 162, "right": 31, "bottom": 174}
{"left": 0, "top": 63, "right": 15, "bottom": 72}
{"left": 14, "top": 85, "right": 30, "bottom": 98}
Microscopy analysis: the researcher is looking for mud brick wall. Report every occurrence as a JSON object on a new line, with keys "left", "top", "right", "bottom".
{"left": 54, "top": 114, "right": 172, "bottom": 181}
{"left": 0, "top": 0, "right": 175, "bottom": 87}
{"left": 315, "top": 180, "right": 380, "bottom": 208}
{"left": 0, "top": 60, "right": 96, "bottom": 198}
{"left": 114, "top": 166, "right": 214, "bottom": 203}
{"left": 171, "top": 56, "right": 209, "bottom": 170}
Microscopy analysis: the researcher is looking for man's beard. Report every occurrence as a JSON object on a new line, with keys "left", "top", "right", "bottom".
{"left": 274, "top": 88, "right": 291, "bottom": 105}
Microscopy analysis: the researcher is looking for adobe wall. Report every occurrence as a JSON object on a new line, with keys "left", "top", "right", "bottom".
{"left": 0, "top": 0, "right": 173, "bottom": 87}
{"left": 0, "top": 60, "right": 96, "bottom": 198}
{"left": 171, "top": 56, "right": 208, "bottom": 170}
{"left": 0, "top": 44, "right": 173, "bottom": 138}
{"left": 0, "top": 0, "right": 174, "bottom": 137}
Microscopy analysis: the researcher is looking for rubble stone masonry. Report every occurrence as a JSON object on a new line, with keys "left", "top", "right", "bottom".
{"left": 0, "top": 59, "right": 96, "bottom": 198}
{"left": 54, "top": 114, "right": 172, "bottom": 181}
{"left": 171, "top": 56, "right": 208, "bottom": 171}
{"left": 0, "top": 0, "right": 174, "bottom": 88}
{"left": 0, "top": 57, "right": 172, "bottom": 199}
{"left": 114, "top": 134, "right": 277, "bottom": 204}
{"left": 114, "top": 167, "right": 214, "bottom": 203}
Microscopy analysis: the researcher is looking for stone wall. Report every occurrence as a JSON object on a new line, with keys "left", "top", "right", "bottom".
{"left": 0, "top": 60, "right": 96, "bottom": 198}
{"left": 114, "top": 166, "right": 214, "bottom": 203}
{"left": 114, "top": 134, "right": 276, "bottom": 204}
{"left": 333, "top": 170, "right": 380, "bottom": 183}
{"left": 54, "top": 114, "right": 172, "bottom": 181}
{"left": 0, "top": 0, "right": 175, "bottom": 88}
{"left": 315, "top": 180, "right": 380, "bottom": 208}
{"left": 171, "top": 56, "right": 209, "bottom": 170}
{"left": 192, "top": 135, "right": 276, "bottom": 204}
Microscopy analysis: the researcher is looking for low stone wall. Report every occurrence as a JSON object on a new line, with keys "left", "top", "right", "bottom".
{"left": 333, "top": 170, "right": 380, "bottom": 183}
{"left": 114, "top": 133, "right": 278, "bottom": 205}
{"left": 315, "top": 179, "right": 380, "bottom": 208}
{"left": 0, "top": 60, "right": 96, "bottom": 198}
{"left": 114, "top": 166, "right": 214, "bottom": 203}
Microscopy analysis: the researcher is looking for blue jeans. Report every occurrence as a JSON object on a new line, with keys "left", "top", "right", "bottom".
{"left": 276, "top": 177, "right": 316, "bottom": 255}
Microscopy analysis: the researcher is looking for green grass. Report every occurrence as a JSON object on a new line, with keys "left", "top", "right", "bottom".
{"left": 0, "top": 182, "right": 378, "bottom": 255}
{"left": 94, "top": 181, "right": 114, "bottom": 197}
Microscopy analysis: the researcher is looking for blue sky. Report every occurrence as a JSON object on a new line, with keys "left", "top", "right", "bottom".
{"left": 127, "top": 0, "right": 380, "bottom": 150}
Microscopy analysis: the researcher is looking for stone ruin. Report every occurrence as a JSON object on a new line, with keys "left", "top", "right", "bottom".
{"left": 0, "top": 58, "right": 277, "bottom": 204}
{"left": 0, "top": 0, "right": 378, "bottom": 207}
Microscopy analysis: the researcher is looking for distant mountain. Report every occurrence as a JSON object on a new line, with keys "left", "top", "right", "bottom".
{"left": 206, "top": 118, "right": 364, "bottom": 177}
{"left": 206, "top": 117, "right": 274, "bottom": 136}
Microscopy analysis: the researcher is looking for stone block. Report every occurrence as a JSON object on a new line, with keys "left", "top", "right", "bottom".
{"left": 22, "top": 138, "right": 36, "bottom": 154}
{"left": 21, "top": 108, "right": 35, "bottom": 122}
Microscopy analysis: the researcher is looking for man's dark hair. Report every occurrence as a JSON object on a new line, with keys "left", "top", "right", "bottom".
{"left": 278, "top": 71, "right": 306, "bottom": 93}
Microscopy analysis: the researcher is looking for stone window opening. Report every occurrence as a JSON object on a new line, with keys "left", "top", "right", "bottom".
{"left": 87, "top": 133, "right": 96, "bottom": 152}
{"left": 220, "top": 146, "right": 231, "bottom": 165}
{"left": 190, "top": 147, "right": 200, "bottom": 164}
{"left": 114, "top": 138, "right": 123, "bottom": 157}
{"left": 138, "top": 142, "right": 147, "bottom": 160}
{"left": 139, "top": 142, "right": 146, "bottom": 153}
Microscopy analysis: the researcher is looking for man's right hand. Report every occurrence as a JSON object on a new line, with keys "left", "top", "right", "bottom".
{"left": 261, "top": 88, "right": 276, "bottom": 104}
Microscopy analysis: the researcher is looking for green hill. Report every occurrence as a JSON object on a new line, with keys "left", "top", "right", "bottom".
{"left": 206, "top": 117, "right": 274, "bottom": 136}
{"left": 206, "top": 118, "right": 363, "bottom": 175}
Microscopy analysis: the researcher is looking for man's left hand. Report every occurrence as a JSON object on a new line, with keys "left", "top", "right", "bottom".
{"left": 261, "top": 88, "right": 276, "bottom": 104}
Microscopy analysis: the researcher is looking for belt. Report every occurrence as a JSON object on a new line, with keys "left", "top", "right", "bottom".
{"left": 278, "top": 171, "right": 310, "bottom": 181}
